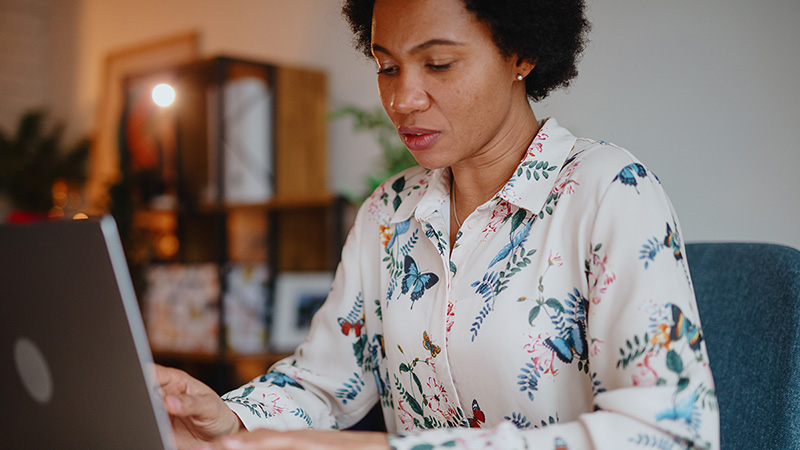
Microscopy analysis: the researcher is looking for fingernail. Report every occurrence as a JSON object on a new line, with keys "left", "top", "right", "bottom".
{"left": 165, "top": 395, "right": 180, "bottom": 410}
{"left": 221, "top": 437, "right": 243, "bottom": 449}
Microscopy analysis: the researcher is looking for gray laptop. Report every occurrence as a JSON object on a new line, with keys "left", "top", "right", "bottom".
{"left": 0, "top": 216, "right": 176, "bottom": 449}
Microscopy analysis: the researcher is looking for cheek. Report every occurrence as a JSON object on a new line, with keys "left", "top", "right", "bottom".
{"left": 455, "top": 66, "right": 507, "bottom": 107}
{"left": 376, "top": 81, "right": 397, "bottom": 122}
{"left": 377, "top": 79, "right": 389, "bottom": 107}
{"left": 448, "top": 76, "right": 512, "bottom": 138}
{"left": 447, "top": 79, "right": 495, "bottom": 121}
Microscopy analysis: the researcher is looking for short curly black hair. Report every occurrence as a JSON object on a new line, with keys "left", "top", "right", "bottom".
{"left": 342, "top": 0, "right": 591, "bottom": 102}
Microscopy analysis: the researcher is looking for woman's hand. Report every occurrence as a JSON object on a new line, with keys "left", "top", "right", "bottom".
{"left": 197, "top": 429, "right": 389, "bottom": 450}
{"left": 155, "top": 365, "right": 243, "bottom": 449}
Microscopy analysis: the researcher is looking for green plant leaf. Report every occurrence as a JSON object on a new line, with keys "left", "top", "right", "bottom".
{"left": 666, "top": 350, "right": 683, "bottom": 374}
{"left": 410, "top": 445, "right": 434, "bottom": 450}
{"left": 391, "top": 176, "right": 405, "bottom": 193}
{"left": 242, "top": 385, "right": 254, "bottom": 397}
{"left": 412, "top": 372, "right": 423, "bottom": 395}
{"left": 529, "top": 305, "right": 541, "bottom": 324}
{"left": 405, "top": 392, "right": 423, "bottom": 415}
{"left": 511, "top": 209, "right": 526, "bottom": 232}
{"left": 545, "top": 298, "right": 564, "bottom": 313}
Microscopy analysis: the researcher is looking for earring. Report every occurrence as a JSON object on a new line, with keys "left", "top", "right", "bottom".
{"left": 516, "top": 74, "right": 524, "bottom": 81}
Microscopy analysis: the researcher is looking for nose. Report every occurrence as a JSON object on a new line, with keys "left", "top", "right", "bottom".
{"left": 388, "top": 72, "right": 430, "bottom": 115}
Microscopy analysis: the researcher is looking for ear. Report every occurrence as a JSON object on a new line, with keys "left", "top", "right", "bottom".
{"left": 515, "top": 57, "right": 535, "bottom": 79}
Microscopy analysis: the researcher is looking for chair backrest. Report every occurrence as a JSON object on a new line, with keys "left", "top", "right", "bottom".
{"left": 686, "top": 242, "right": 800, "bottom": 449}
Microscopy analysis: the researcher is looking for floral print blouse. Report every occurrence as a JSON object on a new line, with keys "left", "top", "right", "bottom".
{"left": 222, "top": 118, "right": 719, "bottom": 449}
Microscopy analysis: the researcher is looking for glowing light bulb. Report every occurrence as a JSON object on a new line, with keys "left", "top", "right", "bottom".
{"left": 152, "top": 83, "right": 176, "bottom": 107}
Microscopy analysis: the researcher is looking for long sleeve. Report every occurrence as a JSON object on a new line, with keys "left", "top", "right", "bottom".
{"left": 223, "top": 203, "right": 381, "bottom": 431}
{"left": 580, "top": 160, "right": 718, "bottom": 449}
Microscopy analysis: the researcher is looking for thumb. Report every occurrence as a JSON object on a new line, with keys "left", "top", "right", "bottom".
{"left": 166, "top": 391, "right": 232, "bottom": 425}
{"left": 164, "top": 393, "right": 184, "bottom": 415}
{"left": 164, "top": 392, "right": 212, "bottom": 419}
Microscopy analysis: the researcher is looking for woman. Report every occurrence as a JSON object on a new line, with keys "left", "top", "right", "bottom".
{"left": 157, "top": 0, "right": 719, "bottom": 448}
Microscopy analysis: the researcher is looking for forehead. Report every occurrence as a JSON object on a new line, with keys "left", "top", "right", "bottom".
{"left": 371, "top": 0, "right": 492, "bottom": 54}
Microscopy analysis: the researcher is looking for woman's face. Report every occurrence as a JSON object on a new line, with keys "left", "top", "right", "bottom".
{"left": 371, "top": 0, "right": 533, "bottom": 170}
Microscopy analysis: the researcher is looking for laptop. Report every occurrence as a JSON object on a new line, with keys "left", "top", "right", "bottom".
{"left": 0, "top": 216, "right": 176, "bottom": 449}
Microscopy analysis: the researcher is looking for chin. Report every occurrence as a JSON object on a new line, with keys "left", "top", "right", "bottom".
{"left": 406, "top": 151, "right": 451, "bottom": 172}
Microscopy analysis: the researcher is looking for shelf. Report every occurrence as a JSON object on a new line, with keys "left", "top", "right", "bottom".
{"left": 134, "top": 193, "right": 341, "bottom": 215}
{"left": 152, "top": 350, "right": 294, "bottom": 388}
{"left": 153, "top": 349, "right": 293, "bottom": 364}
{"left": 123, "top": 55, "right": 335, "bottom": 392}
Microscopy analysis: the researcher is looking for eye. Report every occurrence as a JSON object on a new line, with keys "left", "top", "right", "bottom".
{"left": 426, "top": 62, "right": 453, "bottom": 72}
{"left": 377, "top": 65, "right": 398, "bottom": 76}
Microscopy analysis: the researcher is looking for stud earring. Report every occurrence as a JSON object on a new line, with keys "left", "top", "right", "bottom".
{"left": 516, "top": 74, "right": 524, "bottom": 81}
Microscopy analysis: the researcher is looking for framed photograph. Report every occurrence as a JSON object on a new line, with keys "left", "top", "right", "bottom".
{"left": 143, "top": 263, "right": 220, "bottom": 354}
{"left": 270, "top": 272, "right": 334, "bottom": 352}
{"left": 224, "top": 263, "right": 269, "bottom": 354}
{"left": 86, "top": 31, "right": 199, "bottom": 213}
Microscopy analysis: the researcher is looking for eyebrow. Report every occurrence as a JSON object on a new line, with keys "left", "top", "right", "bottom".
{"left": 372, "top": 39, "right": 464, "bottom": 57}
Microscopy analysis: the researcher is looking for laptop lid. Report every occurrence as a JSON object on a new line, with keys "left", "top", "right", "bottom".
{"left": 0, "top": 216, "right": 176, "bottom": 449}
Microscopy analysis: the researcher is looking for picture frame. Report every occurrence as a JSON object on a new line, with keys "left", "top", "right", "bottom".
{"left": 86, "top": 31, "right": 199, "bottom": 213}
{"left": 270, "top": 272, "right": 334, "bottom": 352}
{"left": 143, "top": 263, "right": 220, "bottom": 354}
{"left": 224, "top": 263, "right": 269, "bottom": 354}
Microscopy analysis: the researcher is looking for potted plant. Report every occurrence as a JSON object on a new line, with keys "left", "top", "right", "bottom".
{"left": 0, "top": 110, "right": 91, "bottom": 222}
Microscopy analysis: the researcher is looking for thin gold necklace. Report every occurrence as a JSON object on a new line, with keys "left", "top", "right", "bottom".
{"left": 451, "top": 179, "right": 462, "bottom": 229}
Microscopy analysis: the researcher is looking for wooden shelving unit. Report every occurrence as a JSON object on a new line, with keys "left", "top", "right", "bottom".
{"left": 121, "top": 55, "right": 348, "bottom": 392}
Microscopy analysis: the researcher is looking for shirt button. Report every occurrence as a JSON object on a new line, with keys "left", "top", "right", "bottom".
{"left": 467, "top": 220, "right": 477, "bottom": 230}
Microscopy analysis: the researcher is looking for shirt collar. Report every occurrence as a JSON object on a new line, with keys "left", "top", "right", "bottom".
{"left": 389, "top": 118, "right": 576, "bottom": 224}
{"left": 389, "top": 167, "right": 448, "bottom": 224}
{"left": 496, "top": 118, "right": 577, "bottom": 213}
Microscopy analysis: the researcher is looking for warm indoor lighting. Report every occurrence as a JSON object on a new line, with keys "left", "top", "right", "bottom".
{"left": 152, "top": 83, "right": 176, "bottom": 107}
{"left": 156, "top": 234, "right": 180, "bottom": 259}
{"left": 72, "top": 213, "right": 89, "bottom": 220}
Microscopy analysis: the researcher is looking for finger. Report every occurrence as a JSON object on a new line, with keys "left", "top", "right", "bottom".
{"left": 219, "top": 435, "right": 260, "bottom": 450}
{"left": 189, "top": 433, "right": 248, "bottom": 450}
{"left": 155, "top": 364, "right": 189, "bottom": 390}
{"left": 189, "top": 441, "right": 226, "bottom": 450}
{"left": 219, "top": 436, "right": 246, "bottom": 449}
{"left": 219, "top": 431, "right": 261, "bottom": 450}
{"left": 219, "top": 429, "right": 289, "bottom": 450}
{"left": 163, "top": 392, "right": 211, "bottom": 418}
{"left": 163, "top": 394, "right": 184, "bottom": 416}
{"left": 170, "top": 391, "right": 232, "bottom": 427}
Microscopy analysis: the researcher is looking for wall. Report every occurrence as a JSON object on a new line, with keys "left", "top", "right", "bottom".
{"left": 0, "top": 0, "right": 50, "bottom": 129}
{"left": 41, "top": 0, "right": 800, "bottom": 248}
{"left": 539, "top": 0, "right": 800, "bottom": 249}
{"left": 65, "top": 0, "right": 381, "bottom": 203}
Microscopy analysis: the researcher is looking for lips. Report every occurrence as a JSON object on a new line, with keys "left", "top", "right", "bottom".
{"left": 399, "top": 126, "right": 440, "bottom": 151}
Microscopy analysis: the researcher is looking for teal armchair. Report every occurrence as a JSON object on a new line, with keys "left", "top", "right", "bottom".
{"left": 686, "top": 242, "right": 800, "bottom": 449}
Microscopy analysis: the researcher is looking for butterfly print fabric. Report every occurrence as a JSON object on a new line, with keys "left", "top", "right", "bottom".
{"left": 221, "top": 119, "right": 719, "bottom": 449}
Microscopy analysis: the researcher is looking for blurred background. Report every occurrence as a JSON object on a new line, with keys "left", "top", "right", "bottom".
{"left": 1, "top": 0, "right": 798, "bottom": 392}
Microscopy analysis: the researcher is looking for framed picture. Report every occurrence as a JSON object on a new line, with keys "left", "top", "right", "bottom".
{"left": 86, "top": 31, "right": 199, "bottom": 213}
{"left": 270, "top": 272, "right": 334, "bottom": 352}
{"left": 224, "top": 263, "right": 269, "bottom": 354}
{"left": 143, "top": 263, "right": 220, "bottom": 354}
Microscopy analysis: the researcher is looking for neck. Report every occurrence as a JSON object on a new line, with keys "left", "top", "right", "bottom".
{"left": 451, "top": 108, "right": 539, "bottom": 215}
